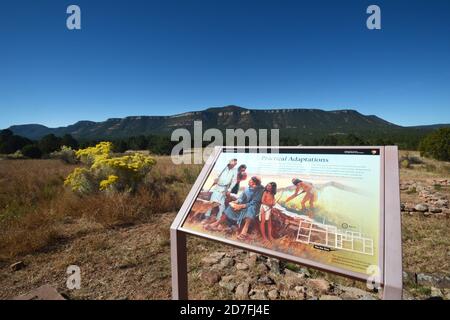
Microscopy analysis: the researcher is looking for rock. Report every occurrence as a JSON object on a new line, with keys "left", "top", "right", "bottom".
{"left": 306, "top": 278, "right": 330, "bottom": 294}
{"left": 430, "top": 287, "right": 443, "bottom": 298}
{"left": 358, "top": 295, "right": 378, "bottom": 300}
{"left": 235, "top": 283, "right": 250, "bottom": 300}
{"left": 294, "top": 285, "right": 306, "bottom": 293}
{"left": 266, "top": 258, "right": 280, "bottom": 274}
{"left": 414, "top": 203, "right": 428, "bottom": 212}
{"left": 219, "top": 281, "right": 236, "bottom": 292}
{"left": 13, "top": 285, "right": 65, "bottom": 300}
{"left": 283, "top": 269, "right": 306, "bottom": 288}
{"left": 236, "top": 263, "right": 249, "bottom": 271}
{"left": 250, "top": 289, "right": 267, "bottom": 300}
{"left": 221, "top": 275, "right": 235, "bottom": 282}
{"left": 339, "top": 286, "right": 372, "bottom": 300}
{"left": 299, "top": 267, "right": 311, "bottom": 277}
{"left": 201, "top": 271, "right": 221, "bottom": 284}
{"left": 402, "top": 289, "right": 415, "bottom": 300}
{"left": 256, "top": 262, "right": 268, "bottom": 275}
{"left": 416, "top": 273, "right": 436, "bottom": 287}
{"left": 435, "top": 199, "right": 449, "bottom": 207}
{"left": 245, "top": 254, "right": 257, "bottom": 268}
{"left": 258, "top": 275, "right": 274, "bottom": 285}
{"left": 283, "top": 269, "right": 298, "bottom": 277}
{"left": 201, "top": 256, "right": 222, "bottom": 266}
{"left": 211, "top": 264, "right": 225, "bottom": 271}
{"left": 210, "top": 252, "right": 226, "bottom": 260}
{"left": 437, "top": 276, "right": 450, "bottom": 289}
{"left": 219, "top": 275, "right": 236, "bottom": 292}
{"left": 268, "top": 289, "right": 279, "bottom": 300}
{"left": 429, "top": 207, "right": 442, "bottom": 213}
{"left": 202, "top": 252, "right": 226, "bottom": 265}
{"left": 404, "top": 203, "right": 415, "bottom": 212}
{"left": 319, "top": 295, "right": 342, "bottom": 300}
{"left": 288, "top": 289, "right": 305, "bottom": 299}
{"left": 220, "top": 257, "right": 235, "bottom": 268}
{"left": 414, "top": 273, "right": 450, "bottom": 288}
{"left": 10, "top": 261, "right": 25, "bottom": 272}
{"left": 403, "top": 271, "right": 410, "bottom": 281}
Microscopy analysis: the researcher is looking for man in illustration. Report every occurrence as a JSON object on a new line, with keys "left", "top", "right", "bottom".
{"left": 201, "top": 158, "right": 238, "bottom": 224}
{"left": 285, "top": 178, "right": 317, "bottom": 217}
{"left": 205, "top": 176, "right": 264, "bottom": 240}
{"left": 230, "top": 164, "right": 247, "bottom": 194}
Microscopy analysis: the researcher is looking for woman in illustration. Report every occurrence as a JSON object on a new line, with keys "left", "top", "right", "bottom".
{"left": 230, "top": 164, "right": 247, "bottom": 194}
{"left": 259, "top": 182, "right": 277, "bottom": 246}
{"left": 285, "top": 178, "right": 317, "bottom": 218}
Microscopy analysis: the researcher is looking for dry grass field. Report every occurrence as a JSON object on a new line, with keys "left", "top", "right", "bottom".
{"left": 398, "top": 151, "right": 450, "bottom": 282}
{"left": 0, "top": 152, "right": 448, "bottom": 299}
{"left": 0, "top": 157, "right": 200, "bottom": 261}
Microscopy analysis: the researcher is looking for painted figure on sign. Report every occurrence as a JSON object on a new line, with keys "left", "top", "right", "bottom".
{"left": 202, "top": 159, "right": 238, "bottom": 223}
{"left": 259, "top": 182, "right": 277, "bottom": 246}
{"left": 230, "top": 164, "right": 247, "bottom": 194}
{"left": 285, "top": 178, "right": 317, "bottom": 217}
{"left": 206, "top": 176, "right": 264, "bottom": 240}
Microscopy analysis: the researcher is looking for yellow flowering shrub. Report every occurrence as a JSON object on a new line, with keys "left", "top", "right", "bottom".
{"left": 75, "top": 141, "right": 112, "bottom": 166}
{"left": 99, "top": 175, "right": 119, "bottom": 191}
{"left": 64, "top": 142, "right": 156, "bottom": 194}
{"left": 64, "top": 167, "right": 93, "bottom": 194}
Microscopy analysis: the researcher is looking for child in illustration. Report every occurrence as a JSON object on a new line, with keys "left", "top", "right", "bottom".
{"left": 259, "top": 182, "right": 277, "bottom": 246}
{"left": 285, "top": 178, "right": 317, "bottom": 218}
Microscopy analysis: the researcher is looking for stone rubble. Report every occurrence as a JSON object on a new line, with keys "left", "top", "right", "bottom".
{"left": 200, "top": 250, "right": 379, "bottom": 300}
{"left": 400, "top": 179, "right": 449, "bottom": 217}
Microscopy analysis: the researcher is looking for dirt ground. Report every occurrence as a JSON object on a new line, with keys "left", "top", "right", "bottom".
{"left": 0, "top": 151, "right": 449, "bottom": 300}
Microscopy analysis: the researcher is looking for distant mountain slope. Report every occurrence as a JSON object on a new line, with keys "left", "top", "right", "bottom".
{"left": 7, "top": 105, "right": 449, "bottom": 141}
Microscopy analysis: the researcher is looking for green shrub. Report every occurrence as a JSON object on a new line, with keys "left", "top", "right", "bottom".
{"left": 400, "top": 159, "right": 410, "bottom": 169}
{"left": 419, "top": 128, "right": 450, "bottom": 161}
{"left": 406, "top": 187, "right": 417, "bottom": 194}
{"left": 21, "top": 144, "right": 42, "bottom": 159}
{"left": 50, "top": 146, "right": 77, "bottom": 164}
{"left": 7, "top": 150, "right": 24, "bottom": 159}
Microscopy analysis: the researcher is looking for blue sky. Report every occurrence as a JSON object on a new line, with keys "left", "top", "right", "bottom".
{"left": 1, "top": 0, "right": 449, "bottom": 129}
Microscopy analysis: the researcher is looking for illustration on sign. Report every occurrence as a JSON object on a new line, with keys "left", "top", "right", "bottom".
{"left": 181, "top": 149, "right": 383, "bottom": 277}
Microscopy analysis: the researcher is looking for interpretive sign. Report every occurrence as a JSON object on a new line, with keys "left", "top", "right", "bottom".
{"left": 170, "top": 146, "right": 402, "bottom": 300}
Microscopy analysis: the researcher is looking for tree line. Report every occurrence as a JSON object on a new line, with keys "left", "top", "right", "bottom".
{"left": 0, "top": 130, "right": 79, "bottom": 159}
{"left": 1, "top": 128, "right": 448, "bottom": 161}
{"left": 0, "top": 130, "right": 176, "bottom": 158}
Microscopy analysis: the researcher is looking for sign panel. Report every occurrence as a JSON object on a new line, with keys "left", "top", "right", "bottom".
{"left": 179, "top": 147, "right": 384, "bottom": 281}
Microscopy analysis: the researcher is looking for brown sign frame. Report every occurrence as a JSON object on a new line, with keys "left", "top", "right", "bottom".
{"left": 170, "top": 146, "right": 402, "bottom": 300}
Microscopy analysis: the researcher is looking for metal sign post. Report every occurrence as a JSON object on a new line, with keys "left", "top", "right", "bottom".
{"left": 170, "top": 146, "right": 402, "bottom": 300}
{"left": 382, "top": 146, "right": 403, "bottom": 299}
